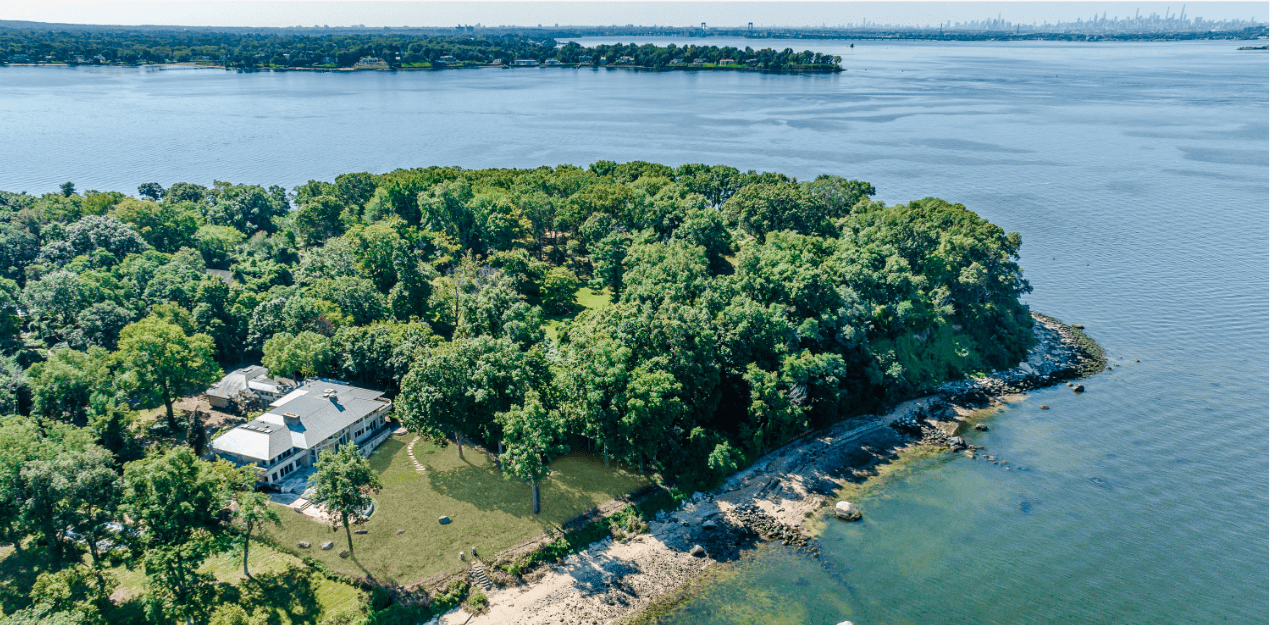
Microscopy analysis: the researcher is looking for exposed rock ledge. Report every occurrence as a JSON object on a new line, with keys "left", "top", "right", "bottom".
{"left": 439, "top": 313, "right": 1100, "bottom": 625}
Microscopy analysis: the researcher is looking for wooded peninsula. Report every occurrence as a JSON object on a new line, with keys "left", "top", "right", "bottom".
{"left": 0, "top": 162, "right": 1035, "bottom": 623}
{"left": 0, "top": 29, "right": 841, "bottom": 71}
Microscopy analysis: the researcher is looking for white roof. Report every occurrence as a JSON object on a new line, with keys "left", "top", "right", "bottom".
{"left": 211, "top": 378, "right": 390, "bottom": 462}
{"left": 211, "top": 419, "right": 293, "bottom": 461}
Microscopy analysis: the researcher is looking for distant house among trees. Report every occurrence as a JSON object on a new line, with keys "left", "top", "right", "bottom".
{"left": 205, "top": 365, "right": 295, "bottom": 410}
{"left": 512, "top": 59, "right": 538, "bottom": 66}
{"left": 210, "top": 378, "right": 393, "bottom": 487}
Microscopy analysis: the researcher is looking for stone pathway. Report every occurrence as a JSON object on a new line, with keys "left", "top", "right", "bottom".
{"left": 406, "top": 436, "right": 426, "bottom": 474}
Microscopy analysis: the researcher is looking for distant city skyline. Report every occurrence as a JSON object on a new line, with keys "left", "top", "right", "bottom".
{"left": 5, "top": 1, "right": 1267, "bottom": 29}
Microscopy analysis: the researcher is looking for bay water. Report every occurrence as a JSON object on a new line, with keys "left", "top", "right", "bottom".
{"left": 1, "top": 38, "right": 1265, "bottom": 624}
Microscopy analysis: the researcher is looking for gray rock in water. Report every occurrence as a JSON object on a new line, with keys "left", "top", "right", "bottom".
{"left": 948, "top": 436, "right": 967, "bottom": 450}
{"left": 1040, "top": 405, "right": 1050, "bottom": 410}
{"left": 1072, "top": 384, "right": 1085, "bottom": 393}
{"left": 974, "top": 423, "right": 989, "bottom": 431}
{"left": 689, "top": 544, "right": 707, "bottom": 557}
{"left": 438, "top": 516, "right": 451, "bottom": 525}
{"left": 297, "top": 541, "right": 310, "bottom": 549}
{"left": 834, "top": 501, "right": 862, "bottom": 522}
{"left": 320, "top": 541, "right": 334, "bottom": 550}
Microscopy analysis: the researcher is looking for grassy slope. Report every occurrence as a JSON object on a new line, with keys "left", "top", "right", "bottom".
{"left": 265, "top": 433, "right": 647, "bottom": 585}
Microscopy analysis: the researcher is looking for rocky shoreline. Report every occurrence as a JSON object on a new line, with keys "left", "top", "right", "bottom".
{"left": 437, "top": 312, "right": 1102, "bottom": 625}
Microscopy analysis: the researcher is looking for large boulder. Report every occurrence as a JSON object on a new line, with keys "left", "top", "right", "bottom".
{"left": 297, "top": 541, "right": 310, "bottom": 549}
{"left": 834, "top": 501, "right": 862, "bottom": 522}
{"left": 438, "top": 516, "right": 451, "bottom": 525}
{"left": 947, "top": 436, "right": 967, "bottom": 450}
{"left": 320, "top": 541, "right": 334, "bottom": 550}
{"left": 689, "top": 544, "right": 707, "bottom": 558}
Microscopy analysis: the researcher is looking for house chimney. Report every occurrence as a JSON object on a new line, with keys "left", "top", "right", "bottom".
{"left": 283, "top": 412, "right": 301, "bottom": 427}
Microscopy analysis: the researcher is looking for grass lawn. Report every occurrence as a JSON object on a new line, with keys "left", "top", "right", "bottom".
{"left": 265, "top": 434, "right": 647, "bottom": 585}
{"left": 0, "top": 541, "right": 366, "bottom": 623}
{"left": 545, "top": 286, "right": 611, "bottom": 339}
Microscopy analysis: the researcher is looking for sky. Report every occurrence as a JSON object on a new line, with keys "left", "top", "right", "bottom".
{"left": 3, "top": 1, "right": 1266, "bottom": 29}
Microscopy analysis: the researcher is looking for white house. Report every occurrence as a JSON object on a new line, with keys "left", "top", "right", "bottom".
{"left": 210, "top": 379, "right": 393, "bottom": 486}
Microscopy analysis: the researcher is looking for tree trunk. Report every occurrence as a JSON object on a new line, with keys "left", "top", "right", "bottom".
{"left": 243, "top": 524, "right": 253, "bottom": 578}
{"left": 162, "top": 383, "right": 176, "bottom": 430}
{"left": 455, "top": 432, "right": 464, "bottom": 461}
{"left": 344, "top": 513, "right": 354, "bottom": 555}
{"left": 603, "top": 443, "right": 609, "bottom": 468}
{"left": 497, "top": 441, "right": 504, "bottom": 471}
{"left": 532, "top": 481, "right": 541, "bottom": 515}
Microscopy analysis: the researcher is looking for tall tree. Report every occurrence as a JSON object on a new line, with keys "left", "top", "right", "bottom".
{"left": 308, "top": 443, "right": 380, "bottom": 555}
{"left": 232, "top": 491, "right": 279, "bottom": 579}
{"left": 114, "top": 315, "right": 221, "bottom": 430}
{"left": 496, "top": 392, "right": 568, "bottom": 514}
{"left": 121, "top": 447, "right": 245, "bottom": 625}
{"left": 398, "top": 336, "right": 545, "bottom": 460}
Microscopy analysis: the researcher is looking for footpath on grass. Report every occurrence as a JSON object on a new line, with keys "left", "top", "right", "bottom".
{"left": 433, "top": 313, "right": 1104, "bottom": 625}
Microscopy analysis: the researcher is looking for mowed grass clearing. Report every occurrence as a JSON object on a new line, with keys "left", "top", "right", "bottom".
{"left": 544, "top": 286, "right": 611, "bottom": 339}
{"left": 265, "top": 434, "right": 647, "bottom": 585}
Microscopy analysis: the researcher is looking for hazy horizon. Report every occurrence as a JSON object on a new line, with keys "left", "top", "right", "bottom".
{"left": 3, "top": 1, "right": 1266, "bottom": 29}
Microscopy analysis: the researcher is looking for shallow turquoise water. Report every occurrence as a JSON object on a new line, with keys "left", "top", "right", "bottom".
{"left": 1, "top": 38, "right": 1266, "bottom": 624}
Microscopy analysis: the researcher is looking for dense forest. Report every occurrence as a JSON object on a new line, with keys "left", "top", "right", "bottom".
{"left": 0, "top": 162, "right": 1033, "bottom": 623}
{"left": 0, "top": 29, "right": 841, "bottom": 71}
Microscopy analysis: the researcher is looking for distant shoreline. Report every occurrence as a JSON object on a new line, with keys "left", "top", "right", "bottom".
{"left": 0, "top": 61, "right": 841, "bottom": 74}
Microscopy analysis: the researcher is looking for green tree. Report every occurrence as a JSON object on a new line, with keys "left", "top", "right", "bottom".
{"left": 121, "top": 447, "right": 245, "bottom": 625}
{"left": 25, "top": 347, "right": 112, "bottom": 426}
{"left": 539, "top": 266, "right": 579, "bottom": 314}
{"left": 193, "top": 224, "right": 245, "bottom": 269}
{"left": 232, "top": 491, "right": 279, "bottom": 578}
{"left": 496, "top": 392, "right": 568, "bottom": 514}
{"left": 28, "top": 564, "right": 116, "bottom": 624}
{"left": 114, "top": 315, "right": 221, "bottom": 430}
{"left": 110, "top": 198, "right": 199, "bottom": 253}
{"left": 293, "top": 194, "right": 346, "bottom": 247}
{"left": 308, "top": 443, "right": 381, "bottom": 555}
{"left": 398, "top": 336, "right": 546, "bottom": 460}
{"left": 262, "top": 330, "right": 333, "bottom": 380}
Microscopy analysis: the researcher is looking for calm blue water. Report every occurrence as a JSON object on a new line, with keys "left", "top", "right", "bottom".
{"left": 2, "top": 38, "right": 1266, "bottom": 624}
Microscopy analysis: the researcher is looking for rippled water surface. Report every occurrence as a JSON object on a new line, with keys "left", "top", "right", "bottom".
{"left": 2, "top": 39, "right": 1266, "bottom": 625}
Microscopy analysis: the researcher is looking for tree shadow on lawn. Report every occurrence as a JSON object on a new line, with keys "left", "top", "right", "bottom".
{"left": 219, "top": 568, "right": 322, "bottom": 625}
{"left": 0, "top": 542, "right": 72, "bottom": 614}
{"left": 425, "top": 452, "right": 645, "bottom": 527}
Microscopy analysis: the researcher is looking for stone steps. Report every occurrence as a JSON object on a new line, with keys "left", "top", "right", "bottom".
{"left": 470, "top": 561, "right": 492, "bottom": 591}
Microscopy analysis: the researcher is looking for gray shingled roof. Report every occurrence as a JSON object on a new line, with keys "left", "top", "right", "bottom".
{"left": 206, "top": 366, "right": 271, "bottom": 399}
{"left": 211, "top": 379, "right": 390, "bottom": 462}
{"left": 262, "top": 382, "right": 388, "bottom": 449}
